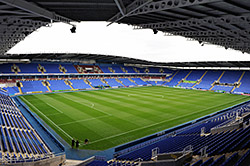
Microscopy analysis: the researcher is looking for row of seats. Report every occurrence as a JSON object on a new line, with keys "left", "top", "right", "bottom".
{"left": 0, "top": 63, "right": 171, "bottom": 74}
{"left": 0, "top": 93, "right": 52, "bottom": 163}
{"left": 4, "top": 78, "right": 150, "bottom": 94}
{"left": 86, "top": 102, "right": 250, "bottom": 166}
{"left": 114, "top": 103, "right": 250, "bottom": 160}
{"left": 189, "top": 149, "right": 250, "bottom": 166}
{"left": 166, "top": 70, "right": 250, "bottom": 93}
{"left": 4, "top": 68, "right": 250, "bottom": 94}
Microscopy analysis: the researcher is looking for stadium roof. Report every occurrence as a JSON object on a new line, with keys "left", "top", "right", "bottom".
{"left": 1, "top": 0, "right": 250, "bottom": 55}
{"left": 3, "top": 53, "right": 250, "bottom": 69}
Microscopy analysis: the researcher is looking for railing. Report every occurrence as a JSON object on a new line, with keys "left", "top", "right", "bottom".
{"left": 14, "top": 97, "right": 65, "bottom": 152}
{"left": 0, "top": 152, "right": 65, "bottom": 164}
{"left": 114, "top": 101, "right": 250, "bottom": 157}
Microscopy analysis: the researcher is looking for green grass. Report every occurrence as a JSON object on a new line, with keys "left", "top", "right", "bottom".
{"left": 19, "top": 86, "right": 249, "bottom": 150}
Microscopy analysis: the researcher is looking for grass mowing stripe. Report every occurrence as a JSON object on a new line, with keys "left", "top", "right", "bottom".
{"left": 87, "top": 96, "right": 249, "bottom": 145}
{"left": 58, "top": 115, "right": 111, "bottom": 126}
{"left": 20, "top": 96, "right": 73, "bottom": 140}
{"left": 76, "top": 91, "right": 163, "bottom": 121}
{"left": 71, "top": 91, "right": 157, "bottom": 125}
{"left": 99, "top": 88, "right": 207, "bottom": 109}
{"left": 45, "top": 93, "right": 105, "bottom": 119}
{"left": 20, "top": 86, "right": 250, "bottom": 150}
{"left": 60, "top": 93, "right": 112, "bottom": 116}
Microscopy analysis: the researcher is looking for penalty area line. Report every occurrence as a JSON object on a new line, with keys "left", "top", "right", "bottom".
{"left": 46, "top": 103, "right": 63, "bottom": 113}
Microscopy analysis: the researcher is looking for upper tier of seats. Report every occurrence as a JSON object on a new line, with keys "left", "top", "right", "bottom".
{"left": 0, "top": 63, "right": 171, "bottom": 74}
{"left": 0, "top": 63, "right": 78, "bottom": 74}
{"left": 40, "top": 64, "right": 61, "bottom": 73}
{"left": 122, "top": 66, "right": 137, "bottom": 73}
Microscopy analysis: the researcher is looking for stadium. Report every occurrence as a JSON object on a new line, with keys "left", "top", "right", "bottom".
{"left": 1, "top": 0, "right": 250, "bottom": 166}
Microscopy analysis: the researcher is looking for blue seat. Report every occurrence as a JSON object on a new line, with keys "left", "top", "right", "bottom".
{"left": 235, "top": 149, "right": 250, "bottom": 166}
{"left": 210, "top": 155, "right": 225, "bottom": 166}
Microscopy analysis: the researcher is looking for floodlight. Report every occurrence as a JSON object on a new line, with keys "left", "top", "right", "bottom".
{"left": 70, "top": 26, "right": 76, "bottom": 33}
{"left": 153, "top": 29, "right": 158, "bottom": 34}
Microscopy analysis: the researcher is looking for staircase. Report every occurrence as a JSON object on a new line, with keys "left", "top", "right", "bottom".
{"left": 164, "top": 70, "right": 179, "bottom": 84}
{"left": 38, "top": 64, "right": 46, "bottom": 74}
{"left": 116, "top": 78, "right": 125, "bottom": 87}
{"left": 59, "top": 64, "right": 67, "bottom": 73}
{"left": 209, "top": 84, "right": 215, "bottom": 91}
{"left": 133, "top": 67, "right": 139, "bottom": 73}
{"left": 231, "top": 71, "right": 245, "bottom": 93}
{"left": 108, "top": 67, "right": 115, "bottom": 73}
{"left": 192, "top": 71, "right": 208, "bottom": 88}
{"left": 159, "top": 68, "right": 164, "bottom": 73}
{"left": 64, "top": 80, "right": 74, "bottom": 90}
{"left": 209, "top": 71, "right": 225, "bottom": 90}
{"left": 176, "top": 71, "right": 192, "bottom": 86}
{"left": 237, "top": 71, "right": 245, "bottom": 85}
{"left": 84, "top": 79, "right": 94, "bottom": 89}
{"left": 0, "top": 88, "right": 7, "bottom": 93}
{"left": 42, "top": 81, "right": 51, "bottom": 91}
{"left": 217, "top": 71, "right": 225, "bottom": 82}
{"left": 101, "top": 79, "right": 109, "bottom": 86}
{"left": 128, "top": 78, "right": 138, "bottom": 85}
{"left": 121, "top": 67, "right": 127, "bottom": 73}
{"left": 11, "top": 64, "right": 20, "bottom": 74}
{"left": 17, "top": 82, "right": 23, "bottom": 94}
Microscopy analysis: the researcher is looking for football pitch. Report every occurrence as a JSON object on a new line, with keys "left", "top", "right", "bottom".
{"left": 19, "top": 86, "right": 250, "bottom": 150}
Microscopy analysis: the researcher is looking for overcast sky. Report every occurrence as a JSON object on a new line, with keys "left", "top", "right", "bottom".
{"left": 8, "top": 22, "right": 250, "bottom": 63}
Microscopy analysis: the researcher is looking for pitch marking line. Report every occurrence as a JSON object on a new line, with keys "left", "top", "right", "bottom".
{"left": 47, "top": 113, "right": 62, "bottom": 116}
{"left": 57, "top": 115, "right": 111, "bottom": 126}
{"left": 87, "top": 97, "right": 246, "bottom": 145}
{"left": 46, "top": 103, "right": 63, "bottom": 113}
{"left": 20, "top": 96, "right": 73, "bottom": 140}
{"left": 62, "top": 95, "right": 112, "bottom": 116}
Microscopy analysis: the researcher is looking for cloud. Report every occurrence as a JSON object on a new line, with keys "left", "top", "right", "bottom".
{"left": 8, "top": 22, "right": 250, "bottom": 63}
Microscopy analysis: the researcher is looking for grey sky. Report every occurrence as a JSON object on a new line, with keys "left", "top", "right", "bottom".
{"left": 8, "top": 22, "right": 250, "bottom": 63}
